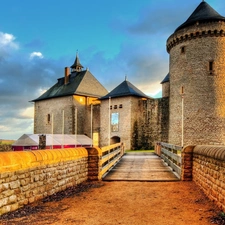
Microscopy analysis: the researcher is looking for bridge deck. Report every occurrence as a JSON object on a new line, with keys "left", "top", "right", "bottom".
{"left": 103, "top": 152, "right": 179, "bottom": 181}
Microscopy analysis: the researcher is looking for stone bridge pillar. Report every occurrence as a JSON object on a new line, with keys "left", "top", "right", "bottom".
{"left": 181, "top": 145, "right": 195, "bottom": 181}
{"left": 86, "top": 147, "right": 102, "bottom": 181}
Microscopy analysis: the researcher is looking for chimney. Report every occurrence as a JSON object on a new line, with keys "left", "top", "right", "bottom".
{"left": 64, "top": 67, "right": 70, "bottom": 84}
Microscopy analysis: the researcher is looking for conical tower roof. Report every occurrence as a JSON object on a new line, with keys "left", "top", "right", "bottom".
{"left": 175, "top": 1, "right": 225, "bottom": 32}
{"left": 70, "top": 53, "right": 83, "bottom": 71}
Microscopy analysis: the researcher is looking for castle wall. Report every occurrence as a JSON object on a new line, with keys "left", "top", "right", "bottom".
{"left": 133, "top": 97, "right": 169, "bottom": 149}
{"left": 162, "top": 82, "right": 170, "bottom": 98}
{"left": 167, "top": 22, "right": 225, "bottom": 146}
{"left": 34, "top": 96, "right": 74, "bottom": 134}
{"left": 100, "top": 96, "right": 133, "bottom": 150}
{"left": 100, "top": 96, "right": 169, "bottom": 150}
{"left": 34, "top": 96, "right": 100, "bottom": 141}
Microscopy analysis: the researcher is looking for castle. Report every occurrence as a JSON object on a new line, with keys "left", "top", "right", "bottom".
{"left": 32, "top": 1, "right": 225, "bottom": 149}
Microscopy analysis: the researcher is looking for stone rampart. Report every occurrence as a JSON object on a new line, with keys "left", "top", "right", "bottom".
{"left": 0, "top": 148, "right": 88, "bottom": 216}
{"left": 182, "top": 145, "right": 225, "bottom": 211}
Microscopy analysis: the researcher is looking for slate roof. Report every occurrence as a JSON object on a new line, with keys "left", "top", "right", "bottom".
{"left": 71, "top": 54, "right": 83, "bottom": 69}
{"left": 99, "top": 79, "right": 150, "bottom": 100}
{"left": 160, "top": 73, "right": 170, "bottom": 84}
{"left": 175, "top": 1, "right": 225, "bottom": 32}
{"left": 32, "top": 70, "right": 108, "bottom": 102}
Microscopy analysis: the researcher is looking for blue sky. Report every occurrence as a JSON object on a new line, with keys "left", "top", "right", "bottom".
{"left": 0, "top": 0, "right": 225, "bottom": 140}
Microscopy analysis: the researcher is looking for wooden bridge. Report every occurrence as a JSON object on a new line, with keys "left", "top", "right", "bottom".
{"left": 102, "top": 152, "right": 179, "bottom": 181}
{"left": 101, "top": 143, "right": 182, "bottom": 182}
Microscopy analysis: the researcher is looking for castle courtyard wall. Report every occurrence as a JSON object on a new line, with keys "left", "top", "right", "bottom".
{"left": 100, "top": 96, "right": 133, "bottom": 150}
{"left": 34, "top": 96, "right": 100, "bottom": 141}
{"left": 100, "top": 96, "right": 169, "bottom": 150}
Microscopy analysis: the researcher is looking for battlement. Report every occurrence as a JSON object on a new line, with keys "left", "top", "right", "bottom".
{"left": 167, "top": 21, "right": 225, "bottom": 53}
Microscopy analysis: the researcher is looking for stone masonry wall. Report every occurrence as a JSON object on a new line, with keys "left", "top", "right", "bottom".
{"left": 167, "top": 21, "right": 225, "bottom": 146}
{"left": 100, "top": 96, "right": 133, "bottom": 150}
{"left": 0, "top": 148, "right": 88, "bottom": 216}
{"left": 134, "top": 97, "right": 169, "bottom": 149}
{"left": 182, "top": 145, "right": 225, "bottom": 211}
{"left": 34, "top": 96, "right": 101, "bottom": 141}
{"left": 100, "top": 96, "right": 169, "bottom": 150}
{"left": 192, "top": 146, "right": 225, "bottom": 211}
{"left": 34, "top": 96, "right": 75, "bottom": 134}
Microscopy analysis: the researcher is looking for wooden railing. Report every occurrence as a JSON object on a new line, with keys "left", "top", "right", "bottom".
{"left": 156, "top": 142, "right": 182, "bottom": 179}
{"left": 100, "top": 143, "right": 124, "bottom": 177}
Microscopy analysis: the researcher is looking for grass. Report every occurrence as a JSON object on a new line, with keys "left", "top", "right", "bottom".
{"left": 0, "top": 140, "right": 15, "bottom": 145}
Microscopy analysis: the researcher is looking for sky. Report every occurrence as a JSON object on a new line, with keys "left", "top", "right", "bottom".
{"left": 0, "top": 0, "right": 225, "bottom": 140}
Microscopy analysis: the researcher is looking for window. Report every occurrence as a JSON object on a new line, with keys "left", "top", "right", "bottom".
{"left": 181, "top": 46, "right": 185, "bottom": 54}
{"left": 119, "top": 104, "right": 123, "bottom": 108}
{"left": 181, "top": 86, "right": 184, "bottom": 95}
{"left": 209, "top": 61, "right": 214, "bottom": 75}
{"left": 111, "top": 113, "right": 119, "bottom": 132}
{"left": 47, "top": 114, "right": 51, "bottom": 124}
{"left": 114, "top": 105, "right": 117, "bottom": 109}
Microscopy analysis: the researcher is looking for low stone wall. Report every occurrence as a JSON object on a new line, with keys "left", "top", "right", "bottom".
{"left": 182, "top": 145, "right": 225, "bottom": 211}
{"left": 0, "top": 144, "right": 12, "bottom": 152}
{"left": 0, "top": 148, "right": 88, "bottom": 216}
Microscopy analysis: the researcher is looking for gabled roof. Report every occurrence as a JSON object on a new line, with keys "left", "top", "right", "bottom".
{"left": 99, "top": 79, "right": 150, "bottom": 100}
{"left": 32, "top": 70, "right": 108, "bottom": 102}
{"left": 160, "top": 73, "right": 170, "bottom": 84}
{"left": 175, "top": 1, "right": 225, "bottom": 32}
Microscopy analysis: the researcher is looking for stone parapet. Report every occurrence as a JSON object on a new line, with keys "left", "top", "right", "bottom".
{"left": 182, "top": 145, "right": 225, "bottom": 211}
{"left": 0, "top": 148, "right": 88, "bottom": 216}
{"left": 192, "top": 145, "right": 225, "bottom": 211}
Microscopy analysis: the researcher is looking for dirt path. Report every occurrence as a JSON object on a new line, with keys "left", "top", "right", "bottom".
{"left": 0, "top": 181, "right": 222, "bottom": 225}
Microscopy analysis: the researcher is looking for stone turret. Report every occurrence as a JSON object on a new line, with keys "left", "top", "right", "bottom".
{"left": 167, "top": 1, "right": 225, "bottom": 146}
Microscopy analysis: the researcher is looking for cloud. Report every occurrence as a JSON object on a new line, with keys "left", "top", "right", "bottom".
{"left": 0, "top": 32, "right": 65, "bottom": 139}
{"left": 82, "top": 34, "right": 168, "bottom": 97}
{"left": 0, "top": 32, "right": 19, "bottom": 49}
{"left": 0, "top": 32, "right": 19, "bottom": 61}
{"left": 30, "top": 51, "right": 44, "bottom": 59}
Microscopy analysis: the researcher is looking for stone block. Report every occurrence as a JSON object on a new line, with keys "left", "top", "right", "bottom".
{"left": 8, "top": 195, "right": 17, "bottom": 204}
{"left": 9, "top": 180, "right": 20, "bottom": 189}
{"left": 0, "top": 197, "right": 8, "bottom": 208}
{"left": 10, "top": 203, "right": 19, "bottom": 212}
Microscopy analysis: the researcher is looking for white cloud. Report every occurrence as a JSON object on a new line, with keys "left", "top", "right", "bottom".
{"left": 30, "top": 51, "right": 44, "bottom": 59}
{"left": 20, "top": 107, "right": 34, "bottom": 119}
{"left": 0, "top": 32, "right": 19, "bottom": 49}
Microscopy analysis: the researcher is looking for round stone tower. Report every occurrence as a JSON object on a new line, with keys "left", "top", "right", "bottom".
{"left": 167, "top": 1, "right": 225, "bottom": 146}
